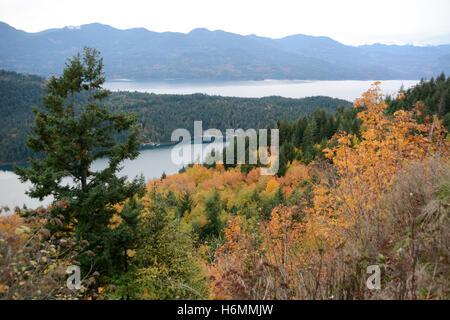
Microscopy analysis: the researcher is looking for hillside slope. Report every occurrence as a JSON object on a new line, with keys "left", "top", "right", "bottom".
{"left": 0, "top": 70, "right": 351, "bottom": 164}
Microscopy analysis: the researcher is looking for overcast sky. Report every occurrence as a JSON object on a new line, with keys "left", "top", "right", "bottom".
{"left": 1, "top": 0, "right": 449, "bottom": 46}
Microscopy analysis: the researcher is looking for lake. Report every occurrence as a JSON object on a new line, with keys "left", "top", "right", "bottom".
{"left": 0, "top": 79, "right": 420, "bottom": 211}
{"left": 0, "top": 140, "right": 226, "bottom": 210}
{"left": 104, "top": 79, "right": 420, "bottom": 102}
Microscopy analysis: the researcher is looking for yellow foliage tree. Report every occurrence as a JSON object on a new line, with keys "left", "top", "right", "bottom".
{"left": 265, "top": 178, "right": 280, "bottom": 193}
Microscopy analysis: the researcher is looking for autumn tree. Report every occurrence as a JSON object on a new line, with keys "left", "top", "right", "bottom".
{"left": 0, "top": 206, "right": 95, "bottom": 299}
{"left": 303, "top": 82, "right": 450, "bottom": 299}
{"left": 209, "top": 83, "right": 449, "bottom": 300}
{"left": 209, "top": 206, "right": 304, "bottom": 299}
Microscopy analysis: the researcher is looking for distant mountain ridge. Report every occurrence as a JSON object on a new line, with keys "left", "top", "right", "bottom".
{"left": 0, "top": 21, "right": 449, "bottom": 80}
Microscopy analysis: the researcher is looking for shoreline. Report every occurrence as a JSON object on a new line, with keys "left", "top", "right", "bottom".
{"left": 0, "top": 138, "right": 225, "bottom": 171}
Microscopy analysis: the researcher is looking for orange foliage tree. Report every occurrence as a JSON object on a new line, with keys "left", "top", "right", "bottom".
{"left": 303, "top": 83, "right": 449, "bottom": 299}
{"left": 209, "top": 83, "right": 449, "bottom": 300}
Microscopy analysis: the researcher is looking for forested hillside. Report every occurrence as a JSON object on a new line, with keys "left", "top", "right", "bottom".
{"left": 2, "top": 70, "right": 449, "bottom": 168}
{"left": 2, "top": 83, "right": 448, "bottom": 300}
{"left": 105, "top": 92, "right": 348, "bottom": 142}
{"left": 0, "top": 70, "right": 350, "bottom": 164}
{"left": 0, "top": 71, "right": 45, "bottom": 164}
{"left": 204, "top": 73, "right": 450, "bottom": 176}
{"left": 1, "top": 0, "right": 449, "bottom": 304}
{"left": 205, "top": 105, "right": 362, "bottom": 177}
{"left": 385, "top": 72, "right": 450, "bottom": 127}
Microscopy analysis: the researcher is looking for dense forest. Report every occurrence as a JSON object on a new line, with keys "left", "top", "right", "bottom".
{"left": 201, "top": 105, "right": 362, "bottom": 177}
{"left": 4, "top": 69, "right": 450, "bottom": 167}
{"left": 205, "top": 72, "right": 450, "bottom": 176}
{"left": 273, "top": 72, "right": 450, "bottom": 172}
{"left": 1, "top": 79, "right": 448, "bottom": 300}
{"left": 0, "top": 69, "right": 350, "bottom": 164}
{"left": 0, "top": 49, "right": 449, "bottom": 300}
{"left": 0, "top": 71, "right": 46, "bottom": 164}
{"left": 385, "top": 72, "right": 450, "bottom": 127}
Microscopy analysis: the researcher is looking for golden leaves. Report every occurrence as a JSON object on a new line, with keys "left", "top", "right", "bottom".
{"left": 265, "top": 178, "right": 280, "bottom": 193}
{"left": 307, "top": 82, "right": 450, "bottom": 255}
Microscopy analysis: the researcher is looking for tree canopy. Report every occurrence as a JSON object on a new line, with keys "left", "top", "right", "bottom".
{"left": 14, "top": 47, "right": 145, "bottom": 284}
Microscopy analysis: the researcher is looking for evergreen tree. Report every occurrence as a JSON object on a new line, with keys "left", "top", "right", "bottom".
{"left": 106, "top": 197, "right": 142, "bottom": 299}
{"left": 15, "top": 47, "right": 145, "bottom": 278}
{"left": 293, "top": 116, "right": 307, "bottom": 147}
{"left": 176, "top": 191, "right": 193, "bottom": 219}
{"left": 108, "top": 197, "right": 142, "bottom": 272}
{"left": 278, "top": 141, "right": 295, "bottom": 176}
{"left": 301, "top": 117, "right": 318, "bottom": 163}
{"left": 134, "top": 192, "right": 207, "bottom": 299}
{"left": 199, "top": 190, "right": 223, "bottom": 240}
{"left": 278, "top": 118, "right": 291, "bottom": 145}
{"left": 303, "top": 116, "right": 318, "bottom": 147}
{"left": 165, "top": 190, "right": 178, "bottom": 208}
{"left": 275, "top": 186, "right": 285, "bottom": 206}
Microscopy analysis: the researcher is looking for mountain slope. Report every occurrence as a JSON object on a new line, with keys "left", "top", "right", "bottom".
{"left": 0, "top": 22, "right": 449, "bottom": 80}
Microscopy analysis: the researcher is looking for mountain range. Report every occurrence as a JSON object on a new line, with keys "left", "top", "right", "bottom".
{"left": 1, "top": 21, "right": 449, "bottom": 80}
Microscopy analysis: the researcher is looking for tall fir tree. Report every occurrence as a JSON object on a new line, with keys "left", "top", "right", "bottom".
{"left": 199, "top": 190, "right": 223, "bottom": 241}
{"left": 15, "top": 47, "right": 145, "bottom": 279}
{"left": 106, "top": 197, "right": 142, "bottom": 299}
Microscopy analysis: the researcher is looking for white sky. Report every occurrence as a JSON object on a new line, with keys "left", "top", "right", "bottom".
{"left": 1, "top": 0, "right": 449, "bottom": 46}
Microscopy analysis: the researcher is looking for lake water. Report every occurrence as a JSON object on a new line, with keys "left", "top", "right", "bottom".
{"left": 0, "top": 79, "right": 420, "bottom": 211}
{"left": 0, "top": 140, "right": 226, "bottom": 210}
{"left": 104, "top": 79, "right": 420, "bottom": 102}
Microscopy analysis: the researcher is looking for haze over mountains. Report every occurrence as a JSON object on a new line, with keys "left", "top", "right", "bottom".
{"left": 1, "top": 21, "right": 449, "bottom": 81}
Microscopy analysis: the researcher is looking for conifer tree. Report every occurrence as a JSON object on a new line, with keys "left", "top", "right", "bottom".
{"left": 134, "top": 192, "right": 207, "bottom": 299}
{"left": 15, "top": 47, "right": 145, "bottom": 277}
{"left": 176, "top": 191, "right": 193, "bottom": 219}
{"left": 200, "top": 190, "right": 223, "bottom": 240}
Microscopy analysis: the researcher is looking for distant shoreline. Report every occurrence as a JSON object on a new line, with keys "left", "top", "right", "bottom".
{"left": 0, "top": 138, "right": 225, "bottom": 170}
